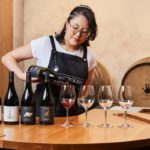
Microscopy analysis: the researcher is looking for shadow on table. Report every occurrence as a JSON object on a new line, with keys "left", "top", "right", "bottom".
{"left": 128, "top": 146, "right": 150, "bottom": 150}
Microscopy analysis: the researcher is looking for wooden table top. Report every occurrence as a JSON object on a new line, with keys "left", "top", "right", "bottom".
{"left": 0, "top": 108, "right": 150, "bottom": 150}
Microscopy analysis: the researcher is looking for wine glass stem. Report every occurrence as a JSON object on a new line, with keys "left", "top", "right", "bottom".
{"left": 124, "top": 110, "right": 127, "bottom": 125}
{"left": 85, "top": 108, "right": 88, "bottom": 126}
{"left": 104, "top": 109, "right": 107, "bottom": 126}
{"left": 66, "top": 108, "right": 69, "bottom": 124}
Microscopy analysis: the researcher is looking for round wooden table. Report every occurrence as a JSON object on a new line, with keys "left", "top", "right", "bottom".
{"left": 0, "top": 109, "right": 150, "bottom": 150}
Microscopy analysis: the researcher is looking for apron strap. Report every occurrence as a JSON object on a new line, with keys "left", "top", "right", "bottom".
{"left": 49, "top": 35, "right": 56, "bottom": 52}
{"left": 49, "top": 35, "right": 87, "bottom": 61}
{"left": 82, "top": 45, "right": 87, "bottom": 62}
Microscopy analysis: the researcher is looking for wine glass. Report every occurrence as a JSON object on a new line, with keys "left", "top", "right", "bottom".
{"left": 118, "top": 85, "right": 134, "bottom": 128}
{"left": 60, "top": 84, "right": 76, "bottom": 127}
{"left": 98, "top": 85, "right": 113, "bottom": 128}
{"left": 78, "top": 85, "right": 95, "bottom": 127}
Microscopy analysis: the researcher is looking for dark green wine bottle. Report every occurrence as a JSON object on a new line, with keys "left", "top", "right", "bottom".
{"left": 21, "top": 72, "right": 36, "bottom": 125}
{"left": 4, "top": 71, "right": 19, "bottom": 125}
{"left": 39, "top": 71, "right": 55, "bottom": 125}
{"left": 28, "top": 65, "right": 56, "bottom": 79}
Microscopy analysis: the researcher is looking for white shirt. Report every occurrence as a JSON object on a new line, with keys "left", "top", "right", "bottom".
{"left": 31, "top": 35, "right": 96, "bottom": 71}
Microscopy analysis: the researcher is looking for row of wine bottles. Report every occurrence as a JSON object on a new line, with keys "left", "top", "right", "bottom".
{"left": 0, "top": 69, "right": 55, "bottom": 125}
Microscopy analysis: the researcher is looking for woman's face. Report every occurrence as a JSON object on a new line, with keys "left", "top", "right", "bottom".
{"left": 65, "top": 15, "right": 89, "bottom": 49}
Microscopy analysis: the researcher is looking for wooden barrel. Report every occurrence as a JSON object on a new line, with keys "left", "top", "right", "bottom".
{"left": 121, "top": 57, "right": 150, "bottom": 107}
{"left": 91, "top": 61, "right": 110, "bottom": 107}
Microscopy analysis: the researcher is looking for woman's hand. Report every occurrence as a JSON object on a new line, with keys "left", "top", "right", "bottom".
{"left": 19, "top": 72, "right": 42, "bottom": 83}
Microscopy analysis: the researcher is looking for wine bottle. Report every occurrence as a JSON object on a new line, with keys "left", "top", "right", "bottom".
{"left": 39, "top": 71, "right": 55, "bottom": 125}
{"left": 0, "top": 95, "right": 2, "bottom": 124}
{"left": 4, "top": 71, "right": 19, "bottom": 125}
{"left": 28, "top": 65, "right": 56, "bottom": 79}
{"left": 28, "top": 65, "right": 69, "bottom": 84}
{"left": 21, "top": 72, "right": 36, "bottom": 125}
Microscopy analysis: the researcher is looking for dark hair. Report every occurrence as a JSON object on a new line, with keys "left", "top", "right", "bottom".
{"left": 56, "top": 5, "right": 97, "bottom": 46}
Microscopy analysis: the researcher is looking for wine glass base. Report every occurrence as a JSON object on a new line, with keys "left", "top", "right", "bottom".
{"left": 61, "top": 122, "right": 73, "bottom": 127}
{"left": 79, "top": 122, "right": 94, "bottom": 128}
{"left": 118, "top": 123, "right": 133, "bottom": 128}
{"left": 98, "top": 123, "right": 113, "bottom": 128}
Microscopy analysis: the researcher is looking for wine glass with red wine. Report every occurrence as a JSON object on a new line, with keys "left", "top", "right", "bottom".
{"left": 60, "top": 84, "right": 76, "bottom": 127}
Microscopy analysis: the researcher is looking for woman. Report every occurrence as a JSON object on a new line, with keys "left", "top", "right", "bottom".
{"left": 2, "top": 5, "right": 98, "bottom": 116}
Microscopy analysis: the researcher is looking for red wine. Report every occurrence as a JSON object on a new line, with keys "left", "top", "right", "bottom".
{"left": 61, "top": 99, "right": 75, "bottom": 109}
{"left": 4, "top": 71, "right": 19, "bottom": 125}
{"left": 39, "top": 71, "right": 55, "bottom": 125}
{"left": 21, "top": 72, "right": 36, "bottom": 125}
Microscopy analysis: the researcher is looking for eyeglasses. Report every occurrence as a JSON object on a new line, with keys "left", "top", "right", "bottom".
{"left": 69, "top": 22, "right": 90, "bottom": 37}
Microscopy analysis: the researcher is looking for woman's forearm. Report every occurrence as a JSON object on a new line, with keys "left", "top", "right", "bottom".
{"left": 2, "top": 44, "right": 33, "bottom": 81}
{"left": 2, "top": 53, "right": 26, "bottom": 81}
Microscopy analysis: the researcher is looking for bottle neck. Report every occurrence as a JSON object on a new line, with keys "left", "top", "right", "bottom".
{"left": 25, "top": 82, "right": 32, "bottom": 88}
{"left": 9, "top": 71, "right": 14, "bottom": 88}
{"left": 25, "top": 79, "right": 33, "bottom": 94}
{"left": 9, "top": 71, "right": 14, "bottom": 84}
{"left": 22, "top": 72, "right": 33, "bottom": 96}
{"left": 26, "top": 78, "right": 31, "bottom": 86}
{"left": 44, "top": 71, "right": 50, "bottom": 83}
{"left": 8, "top": 82, "right": 15, "bottom": 89}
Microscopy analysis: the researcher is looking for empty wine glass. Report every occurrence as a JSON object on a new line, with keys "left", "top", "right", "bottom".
{"left": 60, "top": 84, "right": 76, "bottom": 127}
{"left": 98, "top": 85, "right": 113, "bottom": 128}
{"left": 118, "top": 85, "right": 134, "bottom": 128}
{"left": 78, "top": 85, "right": 95, "bottom": 127}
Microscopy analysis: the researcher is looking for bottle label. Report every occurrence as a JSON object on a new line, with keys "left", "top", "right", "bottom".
{"left": 0, "top": 106, "right": 1, "bottom": 121}
{"left": 39, "top": 106, "right": 54, "bottom": 124}
{"left": 4, "top": 106, "right": 19, "bottom": 122}
{"left": 21, "top": 106, "right": 35, "bottom": 123}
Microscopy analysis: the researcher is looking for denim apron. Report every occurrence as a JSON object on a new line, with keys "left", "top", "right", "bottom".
{"left": 34, "top": 36, "right": 88, "bottom": 117}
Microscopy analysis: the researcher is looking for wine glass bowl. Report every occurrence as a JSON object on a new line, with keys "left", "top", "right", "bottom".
{"left": 79, "top": 98, "right": 94, "bottom": 110}
{"left": 60, "top": 84, "right": 76, "bottom": 127}
{"left": 61, "top": 98, "right": 75, "bottom": 110}
{"left": 78, "top": 85, "right": 95, "bottom": 127}
{"left": 119, "top": 100, "right": 134, "bottom": 111}
{"left": 98, "top": 85, "right": 113, "bottom": 128}
{"left": 118, "top": 85, "right": 134, "bottom": 128}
